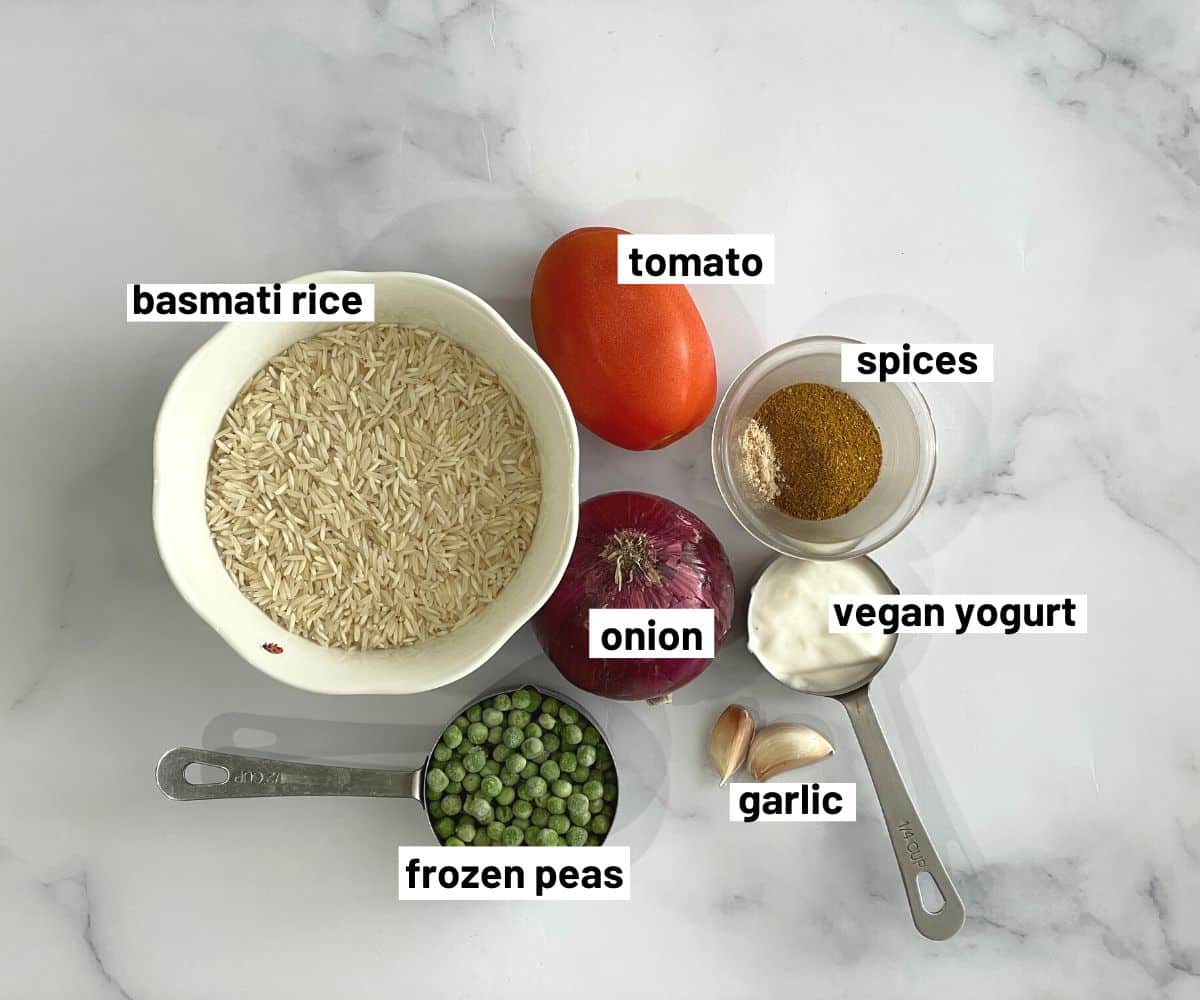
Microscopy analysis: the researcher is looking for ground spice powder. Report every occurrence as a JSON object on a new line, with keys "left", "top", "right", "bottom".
{"left": 747, "top": 382, "right": 882, "bottom": 520}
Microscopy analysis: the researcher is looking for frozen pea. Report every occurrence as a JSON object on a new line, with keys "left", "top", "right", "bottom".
{"left": 487, "top": 726, "right": 503, "bottom": 745}
{"left": 585, "top": 834, "right": 600, "bottom": 846}
{"left": 500, "top": 770, "right": 520, "bottom": 787}
{"left": 571, "top": 768, "right": 591, "bottom": 784}
{"left": 520, "top": 762, "right": 538, "bottom": 780}
{"left": 537, "top": 828, "right": 559, "bottom": 846}
{"left": 444, "top": 760, "right": 466, "bottom": 783}
{"left": 502, "top": 825, "right": 523, "bottom": 846}
{"left": 565, "top": 825, "right": 588, "bottom": 847}
{"left": 526, "top": 689, "right": 543, "bottom": 711}
{"left": 524, "top": 723, "right": 543, "bottom": 740}
{"left": 558, "top": 705, "right": 579, "bottom": 725}
{"left": 546, "top": 796, "right": 565, "bottom": 815}
{"left": 480, "top": 775, "right": 503, "bottom": 799}
{"left": 537, "top": 713, "right": 556, "bottom": 731}
{"left": 590, "top": 814, "right": 610, "bottom": 835}
{"left": 441, "top": 794, "right": 463, "bottom": 817}
{"left": 461, "top": 773, "right": 481, "bottom": 794}
{"left": 582, "top": 726, "right": 600, "bottom": 747}
{"left": 589, "top": 798, "right": 603, "bottom": 814}
{"left": 567, "top": 792, "right": 590, "bottom": 815}
{"left": 525, "top": 827, "right": 540, "bottom": 845}
{"left": 531, "top": 807, "right": 550, "bottom": 827}
{"left": 427, "top": 799, "right": 443, "bottom": 817}
{"left": 558, "top": 751, "right": 578, "bottom": 773}
{"left": 595, "top": 745, "right": 612, "bottom": 769}
{"left": 523, "top": 776, "right": 548, "bottom": 800}
{"left": 502, "top": 726, "right": 525, "bottom": 749}
{"left": 481, "top": 760, "right": 501, "bottom": 778}
{"left": 494, "top": 804, "right": 513, "bottom": 823}
{"left": 467, "top": 722, "right": 489, "bottom": 745}
{"left": 496, "top": 786, "right": 516, "bottom": 806}
{"left": 549, "top": 814, "right": 571, "bottom": 835}
{"left": 487, "top": 821, "right": 505, "bottom": 841}
{"left": 432, "top": 743, "right": 453, "bottom": 763}
{"left": 513, "top": 800, "right": 533, "bottom": 820}
{"left": 522, "top": 737, "right": 544, "bottom": 758}
{"left": 603, "top": 782, "right": 618, "bottom": 803}
{"left": 562, "top": 724, "right": 583, "bottom": 746}
{"left": 503, "top": 753, "right": 526, "bottom": 774}
{"left": 446, "top": 837, "right": 466, "bottom": 846}
{"left": 511, "top": 690, "right": 533, "bottom": 711}
{"left": 513, "top": 817, "right": 530, "bottom": 830}
{"left": 575, "top": 745, "right": 597, "bottom": 768}
{"left": 550, "top": 779, "right": 572, "bottom": 799}
{"left": 492, "top": 745, "right": 511, "bottom": 763}
{"left": 470, "top": 799, "right": 493, "bottom": 824}
{"left": 445, "top": 780, "right": 462, "bottom": 795}
{"left": 456, "top": 820, "right": 477, "bottom": 842}
{"left": 464, "top": 748, "right": 487, "bottom": 773}
{"left": 542, "top": 733, "right": 560, "bottom": 754}
{"left": 539, "top": 760, "right": 561, "bottom": 781}
{"left": 542, "top": 697, "right": 561, "bottom": 715}
{"left": 454, "top": 715, "right": 469, "bottom": 730}
{"left": 508, "top": 709, "right": 531, "bottom": 729}
{"left": 493, "top": 693, "right": 512, "bottom": 711}
{"left": 435, "top": 817, "right": 455, "bottom": 840}
{"left": 482, "top": 707, "right": 504, "bottom": 727}
{"left": 426, "top": 768, "right": 449, "bottom": 795}
{"left": 582, "top": 780, "right": 604, "bottom": 800}
{"left": 466, "top": 705, "right": 483, "bottom": 723}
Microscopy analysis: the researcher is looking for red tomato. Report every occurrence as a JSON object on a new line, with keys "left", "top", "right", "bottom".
{"left": 531, "top": 227, "right": 716, "bottom": 451}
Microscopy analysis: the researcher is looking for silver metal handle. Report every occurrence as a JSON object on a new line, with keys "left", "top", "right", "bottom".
{"left": 839, "top": 688, "right": 965, "bottom": 940}
{"left": 156, "top": 747, "right": 422, "bottom": 802}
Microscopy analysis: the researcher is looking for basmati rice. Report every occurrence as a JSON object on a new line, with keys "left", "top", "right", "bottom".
{"left": 205, "top": 323, "right": 541, "bottom": 651}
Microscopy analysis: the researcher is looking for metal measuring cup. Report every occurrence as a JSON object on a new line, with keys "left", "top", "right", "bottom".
{"left": 156, "top": 685, "right": 619, "bottom": 844}
{"left": 750, "top": 555, "right": 965, "bottom": 940}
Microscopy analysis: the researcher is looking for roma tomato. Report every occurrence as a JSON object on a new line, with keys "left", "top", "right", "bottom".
{"left": 531, "top": 227, "right": 716, "bottom": 451}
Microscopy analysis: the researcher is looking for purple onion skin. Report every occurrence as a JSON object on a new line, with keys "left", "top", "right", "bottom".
{"left": 533, "top": 491, "right": 734, "bottom": 702}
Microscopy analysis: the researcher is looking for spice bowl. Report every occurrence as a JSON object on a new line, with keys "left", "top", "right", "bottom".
{"left": 711, "top": 336, "right": 935, "bottom": 560}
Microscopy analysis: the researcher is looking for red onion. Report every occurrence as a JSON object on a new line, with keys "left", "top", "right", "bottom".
{"left": 533, "top": 491, "right": 734, "bottom": 702}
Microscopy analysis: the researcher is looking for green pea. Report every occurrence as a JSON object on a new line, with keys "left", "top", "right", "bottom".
{"left": 426, "top": 768, "right": 449, "bottom": 794}
{"left": 492, "top": 745, "right": 511, "bottom": 763}
{"left": 470, "top": 799, "right": 493, "bottom": 824}
{"left": 558, "top": 705, "right": 579, "bottom": 725}
{"left": 494, "top": 804, "right": 512, "bottom": 823}
{"left": 482, "top": 708, "right": 504, "bottom": 727}
{"left": 536, "top": 828, "right": 559, "bottom": 846}
{"left": 493, "top": 693, "right": 512, "bottom": 711}
{"left": 589, "top": 798, "right": 603, "bottom": 814}
{"left": 503, "top": 752, "right": 527, "bottom": 774}
{"left": 526, "top": 689, "right": 543, "bottom": 711}
{"left": 446, "top": 837, "right": 466, "bottom": 846}
{"left": 434, "top": 817, "right": 455, "bottom": 840}
{"left": 502, "top": 726, "right": 525, "bottom": 749}
{"left": 524, "top": 723, "right": 543, "bottom": 740}
{"left": 595, "top": 745, "right": 612, "bottom": 769}
{"left": 486, "top": 821, "right": 505, "bottom": 841}
{"left": 461, "top": 773, "right": 481, "bottom": 793}
{"left": 500, "top": 825, "right": 522, "bottom": 846}
{"left": 537, "top": 713, "right": 556, "bottom": 731}
{"left": 590, "top": 814, "right": 610, "bottom": 835}
{"left": 582, "top": 726, "right": 600, "bottom": 747}
{"left": 523, "top": 776, "right": 548, "bottom": 800}
{"left": 539, "top": 760, "right": 560, "bottom": 781}
{"left": 565, "top": 825, "right": 588, "bottom": 847}
{"left": 444, "top": 760, "right": 466, "bottom": 782}
{"left": 481, "top": 760, "right": 501, "bottom": 778}
{"left": 432, "top": 743, "right": 453, "bottom": 763}
{"left": 575, "top": 745, "right": 597, "bottom": 768}
{"left": 531, "top": 807, "right": 549, "bottom": 827}
{"left": 567, "top": 792, "right": 590, "bottom": 815}
{"left": 542, "top": 733, "right": 560, "bottom": 754}
{"left": 454, "top": 715, "right": 469, "bottom": 730}
{"left": 466, "top": 722, "right": 488, "bottom": 745}
{"left": 500, "top": 770, "right": 520, "bottom": 787}
{"left": 525, "top": 827, "right": 540, "bottom": 845}
{"left": 427, "top": 799, "right": 443, "bottom": 817}
{"left": 441, "top": 794, "right": 463, "bottom": 816}
{"left": 549, "top": 779, "right": 571, "bottom": 799}
{"left": 480, "top": 774, "right": 503, "bottom": 799}
{"left": 466, "top": 705, "right": 483, "bottom": 723}
{"left": 562, "top": 724, "right": 583, "bottom": 746}
{"left": 496, "top": 786, "right": 516, "bottom": 806}
{"left": 442, "top": 725, "right": 464, "bottom": 749}
{"left": 547, "top": 814, "right": 570, "bottom": 835}
{"left": 585, "top": 834, "right": 600, "bottom": 846}
{"left": 513, "top": 800, "right": 533, "bottom": 820}
{"left": 558, "top": 751, "right": 578, "bottom": 773}
{"left": 541, "top": 697, "right": 561, "bottom": 716}
{"left": 571, "top": 768, "right": 590, "bottom": 784}
{"left": 520, "top": 762, "right": 538, "bottom": 780}
{"left": 603, "top": 782, "right": 618, "bottom": 803}
{"left": 508, "top": 709, "right": 531, "bottom": 729}
{"left": 511, "top": 690, "right": 533, "bottom": 711}
{"left": 464, "top": 748, "right": 487, "bottom": 773}
{"left": 522, "top": 737, "right": 544, "bottom": 758}
{"left": 513, "top": 817, "right": 530, "bottom": 830}
{"left": 487, "top": 726, "right": 503, "bottom": 745}
{"left": 546, "top": 796, "right": 566, "bottom": 815}
{"left": 445, "top": 780, "right": 462, "bottom": 795}
{"left": 582, "top": 780, "right": 604, "bottom": 800}
{"left": 456, "top": 820, "right": 477, "bottom": 842}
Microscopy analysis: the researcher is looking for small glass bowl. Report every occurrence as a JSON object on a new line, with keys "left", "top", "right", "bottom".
{"left": 712, "top": 336, "right": 936, "bottom": 561}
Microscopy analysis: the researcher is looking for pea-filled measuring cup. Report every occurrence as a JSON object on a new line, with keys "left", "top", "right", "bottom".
{"left": 156, "top": 684, "right": 619, "bottom": 846}
{"left": 748, "top": 555, "right": 965, "bottom": 940}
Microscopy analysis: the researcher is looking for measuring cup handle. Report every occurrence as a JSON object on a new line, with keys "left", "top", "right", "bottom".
{"left": 839, "top": 688, "right": 965, "bottom": 940}
{"left": 156, "top": 747, "right": 422, "bottom": 801}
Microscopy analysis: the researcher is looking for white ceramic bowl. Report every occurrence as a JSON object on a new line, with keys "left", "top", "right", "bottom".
{"left": 153, "top": 271, "right": 579, "bottom": 695}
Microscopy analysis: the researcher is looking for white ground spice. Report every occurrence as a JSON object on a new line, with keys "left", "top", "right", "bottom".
{"left": 740, "top": 418, "right": 782, "bottom": 503}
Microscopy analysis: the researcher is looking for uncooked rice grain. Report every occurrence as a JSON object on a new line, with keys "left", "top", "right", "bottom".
{"left": 205, "top": 323, "right": 541, "bottom": 651}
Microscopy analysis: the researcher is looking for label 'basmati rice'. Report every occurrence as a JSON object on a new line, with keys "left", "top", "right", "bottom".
{"left": 205, "top": 323, "right": 541, "bottom": 651}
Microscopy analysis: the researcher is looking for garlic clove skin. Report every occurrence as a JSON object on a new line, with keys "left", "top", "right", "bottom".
{"left": 709, "top": 704, "right": 755, "bottom": 786}
{"left": 748, "top": 723, "right": 834, "bottom": 781}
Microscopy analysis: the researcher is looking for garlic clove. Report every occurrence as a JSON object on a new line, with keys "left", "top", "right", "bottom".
{"left": 709, "top": 704, "right": 755, "bottom": 786}
{"left": 747, "top": 723, "right": 834, "bottom": 781}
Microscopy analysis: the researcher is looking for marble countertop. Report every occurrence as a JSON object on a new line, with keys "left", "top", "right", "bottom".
{"left": 3, "top": 1, "right": 1198, "bottom": 996}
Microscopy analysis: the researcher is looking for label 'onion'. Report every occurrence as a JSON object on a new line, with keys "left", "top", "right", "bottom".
{"left": 534, "top": 491, "right": 734, "bottom": 702}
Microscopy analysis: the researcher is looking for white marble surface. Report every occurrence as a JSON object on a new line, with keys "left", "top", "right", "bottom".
{"left": 2, "top": 1, "right": 1198, "bottom": 996}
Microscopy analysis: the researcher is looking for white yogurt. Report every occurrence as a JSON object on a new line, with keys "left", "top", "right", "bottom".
{"left": 748, "top": 556, "right": 896, "bottom": 693}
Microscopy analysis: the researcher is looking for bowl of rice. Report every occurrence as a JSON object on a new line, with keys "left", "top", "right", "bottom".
{"left": 153, "top": 271, "right": 579, "bottom": 694}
